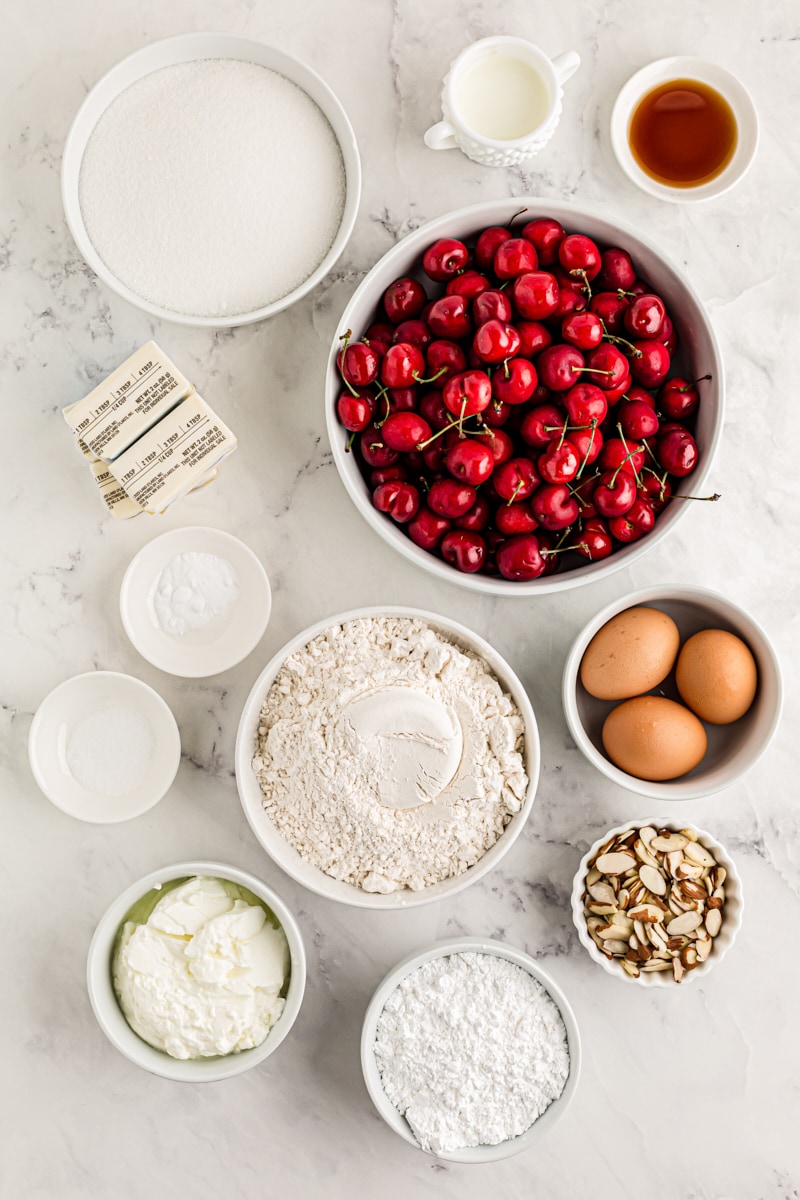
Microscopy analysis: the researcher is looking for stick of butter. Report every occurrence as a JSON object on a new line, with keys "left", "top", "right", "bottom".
{"left": 109, "top": 392, "right": 237, "bottom": 514}
{"left": 63, "top": 342, "right": 192, "bottom": 462}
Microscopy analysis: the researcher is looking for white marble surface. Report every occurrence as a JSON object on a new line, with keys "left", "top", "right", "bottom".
{"left": 2, "top": 1, "right": 799, "bottom": 1196}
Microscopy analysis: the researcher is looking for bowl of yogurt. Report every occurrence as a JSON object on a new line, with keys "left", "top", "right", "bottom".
{"left": 87, "top": 861, "right": 306, "bottom": 1081}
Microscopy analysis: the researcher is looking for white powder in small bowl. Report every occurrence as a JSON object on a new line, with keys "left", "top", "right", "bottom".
{"left": 66, "top": 707, "right": 154, "bottom": 797}
{"left": 154, "top": 551, "right": 239, "bottom": 638}
{"left": 78, "top": 58, "right": 346, "bottom": 317}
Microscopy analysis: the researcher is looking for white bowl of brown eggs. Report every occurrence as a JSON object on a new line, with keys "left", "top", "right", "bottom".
{"left": 562, "top": 585, "right": 782, "bottom": 800}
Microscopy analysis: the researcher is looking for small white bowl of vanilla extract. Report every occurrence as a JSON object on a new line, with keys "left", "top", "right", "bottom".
{"left": 610, "top": 56, "right": 758, "bottom": 202}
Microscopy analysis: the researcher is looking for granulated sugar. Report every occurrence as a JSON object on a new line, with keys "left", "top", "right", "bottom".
{"left": 66, "top": 707, "right": 153, "bottom": 797}
{"left": 79, "top": 59, "right": 346, "bottom": 317}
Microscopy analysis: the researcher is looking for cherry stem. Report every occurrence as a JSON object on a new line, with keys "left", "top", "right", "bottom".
{"left": 557, "top": 416, "right": 569, "bottom": 450}
{"left": 345, "top": 431, "right": 356, "bottom": 453}
{"left": 570, "top": 268, "right": 593, "bottom": 300}
{"left": 598, "top": 318, "right": 642, "bottom": 358}
{"left": 671, "top": 491, "right": 722, "bottom": 502}
{"left": 503, "top": 359, "right": 511, "bottom": 380}
{"left": 680, "top": 374, "right": 712, "bottom": 391}
{"left": 576, "top": 419, "right": 598, "bottom": 478}
{"left": 507, "top": 479, "right": 525, "bottom": 506}
{"left": 337, "top": 329, "right": 360, "bottom": 398}
{"left": 510, "top": 206, "right": 529, "bottom": 225}
{"left": 375, "top": 389, "right": 392, "bottom": 427}
{"left": 413, "top": 365, "right": 448, "bottom": 385}
{"left": 613, "top": 423, "right": 642, "bottom": 485}
{"left": 574, "top": 366, "right": 613, "bottom": 376}
{"left": 458, "top": 395, "right": 467, "bottom": 437}
{"left": 617, "top": 289, "right": 637, "bottom": 299}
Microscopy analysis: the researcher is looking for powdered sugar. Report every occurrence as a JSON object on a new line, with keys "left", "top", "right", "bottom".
{"left": 79, "top": 59, "right": 346, "bottom": 317}
{"left": 251, "top": 616, "right": 528, "bottom": 892}
{"left": 374, "top": 952, "right": 570, "bottom": 1153}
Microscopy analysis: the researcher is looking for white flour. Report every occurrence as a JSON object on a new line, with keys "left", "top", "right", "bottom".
{"left": 251, "top": 616, "right": 528, "bottom": 892}
{"left": 374, "top": 952, "right": 570, "bottom": 1153}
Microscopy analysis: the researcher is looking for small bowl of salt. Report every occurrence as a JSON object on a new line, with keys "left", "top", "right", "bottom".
{"left": 28, "top": 672, "right": 181, "bottom": 823}
{"left": 120, "top": 526, "right": 272, "bottom": 678}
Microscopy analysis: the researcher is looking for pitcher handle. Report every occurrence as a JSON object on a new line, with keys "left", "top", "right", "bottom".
{"left": 424, "top": 121, "right": 459, "bottom": 151}
{"left": 552, "top": 51, "right": 581, "bottom": 85}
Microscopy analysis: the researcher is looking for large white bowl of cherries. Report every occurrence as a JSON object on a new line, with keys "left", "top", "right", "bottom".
{"left": 326, "top": 199, "right": 724, "bottom": 594}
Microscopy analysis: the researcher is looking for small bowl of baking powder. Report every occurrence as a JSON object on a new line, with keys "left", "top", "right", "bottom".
{"left": 235, "top": 607, "right": 540, "bottom": 909}
{"left": 361, "top": 938, "right": 581, "bottom": 1162}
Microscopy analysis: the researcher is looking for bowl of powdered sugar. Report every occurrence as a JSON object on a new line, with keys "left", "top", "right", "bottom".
{"left": 62, "top": 33, "right": 360, "bottom": 325}
{"left": 361, "top": 938, "right": 581, "bottom": 1161}
{"left": 235, "top": 607, "right": 539, "bottom": 909}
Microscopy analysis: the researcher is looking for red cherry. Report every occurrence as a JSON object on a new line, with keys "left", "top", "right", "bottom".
{"left": 441, "top": 530, "right": 487, "bottom": 573}
{"left": 421, "top": 441, "right": 447, "bottom": 472}
{"left": 598, "top": 437, "right": 645, "bottom": 475}
{"left": 496, "top": 534, "right": 546, "bottom": 581}
{"left": 338, "top": 340, "right": 379, "bottom": 387}
{"left": 442, "top": 370, "right": 492, "bottom": 418}
{"left": 493, "top": 238, "right": 538, "bottom": 280}
{"left": 472, "top": 288, "right": 513, "bottom": 326}
{"left": 427, "top": 478, "right": 477, "bottom": 518}
{"left": 593, "top": 468, "right": 637, "bottom": 517}
{"left": 625, "top": 383, "right": 657, "bottom": 408}
{"left": 495, "top": 502, "right": 539, "bottom": 535}
{"left": 512, "top": 271, "right": 560, "bottom": 320}
{"left": 445, "top": 439, "right": 495, "bottom": 485}
{"left": 538, "top": 440, "right": 580, "bottom": 485}
{"left": 516, "top": 320, "right": 553, "bottom": 358}
{"left": 520, "top": 404, "right": 565, "bottom": 449}
{"left": 657, "top": 424, "right": 699, "bottom": 476}
{"left": 537, "top": 344, "right": 585, "bottom": 391}
{"left": 478, "top": 427, "right": 514, "bottom": 465}
{"left": 426, "top": 339, "right": 467, "bottom": 383}
{"left": 564, "top": 382, "right": 608, "bottom": 426}
{"left": 380, "top": 411, "right": 432, "bottom": 452}
{"left": 595, "top": 247, "right": 636, "bottom": 292}
{"left": 372, "top": 481, "right": 420, "bottom": 523}
{"left": 658, "top": 375, "right": 706, "bottom": 420}
{"left": 386, "top": 386, "right": 418, "bottom": 412}
{"left": 619, "top": 399, "right": 660, "bottom": 441}
{"left": 561, "top": 311, "right": 604, "bottom": 350}
{"left": 392, "top": 319, "right": 432, "bottom": 349}
{"left": 552, "top": 282, "right": 588, "bottom": 319}
{"left": 558, "top": 234, "right": 602, "bottom": 281}
{"left": 383, "top": 277, "right": 427, "bottom": 324}
{"left": 660, "top": 314, "right": 678, "bottom": 356}
{"left": 427, "top": 294, "right": 473, "bottom": 340}
{"left": 474, "top": 226, "right": 511, "bottom": 272}
{"left": 520, "top": 217, "right": 565, "bottom": 266}
{"left": 630, "top": 340, "right": 671, "bottom": 387}
{"left": 493, "top": 456, "right": 540, "bottom": 502}
{"left": 408, "top": 507, "right": 450, "bottom": 550}
{"left": 473, "top": 319, "right": 521, "bottom": 364}
{"left": 337, "top": 390, "right": 375, "bottom": 432}
{"left": 590, "top": 291, "right": 629, "bottom": 334}
{"left": 570, "top": 473, "right": 600, "bottom": 517}
{"left": 530, "top": 484, "right": 579, "bottom": 530}
{"left": 566, "top": 426, "right": 604, "bottom": 471}
{"left": 423, "top": 237, "right": 469, "bottom": 282}
{"left": 491, "top": 357, "right": 538, "bottom": 405}
{"left": 380, "top": 342, "right": 425, "bottom": 388}
{"left": 624, "top": 293, "right": 666, "bottom": 339}
{"left": 369, "top": 465, "right": 407, "bottom": 487}
{"left": 445, "top": 270, "right": 490, "bottom": 299}
{"left": 608, "top": 496, "right": 655, "bottom": 542}
{"left": 454, "top": 494, "right": 491, "bottom": 531}
{"left": 419, "top": 390, "right": 450, "bottom": 430}
{"left": 638, "top": 470, "right": 673, "bottom": 512}
{"left": 605, "top": 370, "right": 633, "bottom": 405}
{"left": 573, "top": 517, "right": 614, "bottom": 561}
{"left": 584, "top": 343, "right": 629, "bottom": 391}
{"left": 482, "top": 398, "right": 513, "bottom": 427}
{"left": 359, "top": 426, "right": 399, "bottom": 468}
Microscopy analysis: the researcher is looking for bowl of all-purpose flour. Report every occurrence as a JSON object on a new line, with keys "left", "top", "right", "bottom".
{"left": 87, "top": 861, "right": 306, "bottom": 1081}
{"left": 235, "top": 607, "right": 540, "bottom": 909}
{"left": 361, "top": 938, "right": 581, "bottom": 1162}
{"left": 61, "top": 33, "right": 360, "bottom": 326}
{"left": 120, "top": 527, "right": 272, "bottom": 677}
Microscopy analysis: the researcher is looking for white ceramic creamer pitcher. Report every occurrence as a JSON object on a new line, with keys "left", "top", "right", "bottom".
{"left": 424, "top": 36, "right": 581, "bottom": 167}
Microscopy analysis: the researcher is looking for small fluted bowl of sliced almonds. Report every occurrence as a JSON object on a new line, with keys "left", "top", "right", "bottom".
{"left": 571, "top": 819, "right": 743, "bottom": 985}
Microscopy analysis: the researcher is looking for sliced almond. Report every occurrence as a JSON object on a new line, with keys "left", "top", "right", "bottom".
{"left": 675, "top": 861, "right": 705, "bottom": 880}
{"left": 696, "top": 938, "right": 713, "bottom": 961}
{"left": 680, "top": 945, "right": 698, "bottom": 970}
{"left": 638, "top": 943, "right": 652, "bottom": 962}
{"left": 680, "top": 880, "right": 708, "bottom": 901}
{"left": 628, "top": 902, "right": 663, "bottom": 923}
{"left": 586, "top": 867, "right": 602, "bottom": 887}
{"left": 598, "top": 923, "right": 633, "bottom": 941}
{"left": 679, "top": 827, "right": 699, "bottom": 842}
{"left": 673, "top": 958, "right": 685, "bottom": 983}
{"left": 651, "top": 833, "right": 688, "bottom": 853}
{"left": 667, "top": 935, "right": 688, "bottom": 951}
{"left": 641, "top": 959, "right": 672, "bottom": 972}
{"left": 588, "top": 880, "right": 617, "bottom": 905}
{"left": 638, "top": 826, "right": 658, "bottom": 847}
{"left": 665, "top": 850, "right": 685, "bottom": 877}
{"left": 634, "top": 839, "right": 662, "bottom": 870}
{"left": 713, "top": 866, "right": 727, "bottom": 888}
{"left": 603, "top": 939, "right": 629, "bottom": 955}
{"left": 684, "top": 842, "right": 716, "bottom": 867}
{"left": 633, "top": 919, "right": 646, "bottom": 943}
{"left": 587, "top": 903, "right": 619, "bottom": 916}
{"left": 638, "top": 864, "right": 667, "bottom": 895}
{"left": 595, "top": 851, "right": 637, "bottom": 875}
{"left": 705, "top": 909, "right": 722, "bottom": 937}
{"left": 617, "top": 887, "right": 631, "bottom": 910}
{"left": 621, "top": 958, "right": 640, "bottom": 978}
{"left": 707, "top": 896, "right": 723, "bottom": 910}
{"left": 666, "top": 910, "right": 702, "bottom": 936}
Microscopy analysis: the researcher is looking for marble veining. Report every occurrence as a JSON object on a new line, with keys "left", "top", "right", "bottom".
{"left": 2, "top": 0, "right": 799, "bottom": 1197}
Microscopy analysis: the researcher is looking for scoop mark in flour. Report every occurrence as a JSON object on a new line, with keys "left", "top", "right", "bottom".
{"left": 342, "top": 687, "right": 463, "bottom": 810}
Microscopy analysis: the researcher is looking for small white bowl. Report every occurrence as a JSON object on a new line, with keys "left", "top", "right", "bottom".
{"left": 570, "top": 819, "right": 743, "bottom": 987}
{"left": 87, "top": 860, "right": 306, "bottom": 1081}
{"left": 61, "top": 32, "right": 361, "bottom": 326}
{"left": 360, "top": 937, "right": 581, "bottom": 1162}
{"left": 562, "top": 584, "right": 782, "bottom": 801}
{"left": 235, "top": 606, "right": 540, "bottom": 909}
{"left": 120, "top": 526, "right": 272, "bottom": 678}
{"left": 326, "top": 196, "right": 724, "bottom": 595}
{"left": 610, "top": 57, "right": 759, "bottom": 202}
{"left": 28, "top": 671, "right": 181, "bottom": 823}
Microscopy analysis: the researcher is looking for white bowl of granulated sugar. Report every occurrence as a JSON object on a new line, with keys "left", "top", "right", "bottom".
{"left": 62, "top": 33, "right": 360, "bottom": 326}
{"left": 361, "top": 938, "right": 581, "bottom": 1162}
{"left": 235, "top": 607, "right": 540, "bottom": 909}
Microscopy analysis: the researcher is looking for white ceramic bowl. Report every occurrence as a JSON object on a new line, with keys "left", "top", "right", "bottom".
{"left": 120, "top": 526, "right": 272, "bottom": 678}
{"left": 28, "top": 671, "right": 181, "bottom": 823}
{"left": 360, "top": 937, "right": 581, "bottom": 1162}
{"left": 570, "top": 819, "right": 743, "bottom": 987}
{"left": 235, "top": 606, "right": 540, "bottom": 909}
{"left": 62, "top": 32, "right": 361, "bottom": 326}
{"left": 326, "top": 196, "right": 724, "bottom": 595}
{"left": 562, "top": 584, "right": 782, "bottom": 800}
{"left": 87, "top": 860, "right": 306, "bottom": 1081}
{"left": 610, "top": 57, "right": 759, "bottom": 203}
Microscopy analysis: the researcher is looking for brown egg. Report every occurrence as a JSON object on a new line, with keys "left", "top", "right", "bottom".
{"left": 676, "top": 629, "right": 758, "bottom": 724}
{"left": 580, "top": 606, "right": 681, "bottom": 701}
{"left": 602, "top": 695, "right": 708, "bottom": 781}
